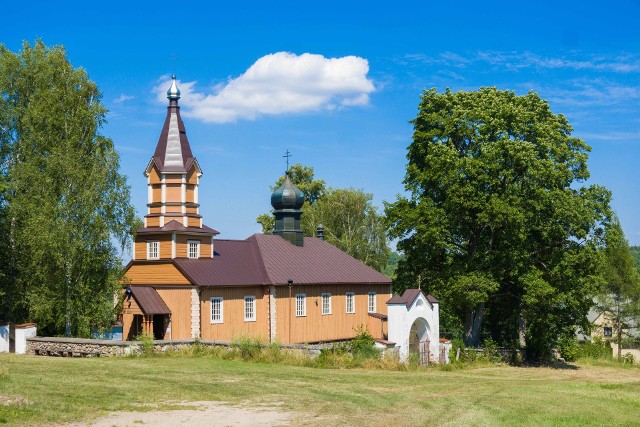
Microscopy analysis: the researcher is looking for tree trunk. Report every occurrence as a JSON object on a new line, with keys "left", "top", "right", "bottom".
{"left": 518, "top": 315, "right": 527, "bottom": 347}
{"left": 616, "top": 296, "right": 622, "bottom": 359}
{"left": 464, "top": 302, "right": 485, "bottom": 347}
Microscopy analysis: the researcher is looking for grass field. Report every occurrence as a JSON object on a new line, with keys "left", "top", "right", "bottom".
{"left": 1, "top": 354, "right": 640, "bottom": 426}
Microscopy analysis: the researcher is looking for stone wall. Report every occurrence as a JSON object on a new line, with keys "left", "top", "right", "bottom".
{"left": 26, "top": 337, "right": 325, "bottom": 358}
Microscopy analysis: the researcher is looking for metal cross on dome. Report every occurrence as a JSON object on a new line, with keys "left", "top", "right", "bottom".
{"left": 283, "top": 149, "right": 292, "bottom": 172}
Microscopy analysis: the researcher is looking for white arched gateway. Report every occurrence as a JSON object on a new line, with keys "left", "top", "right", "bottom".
{"left": 387, "top": 289, "right": 440, "bottom": 363}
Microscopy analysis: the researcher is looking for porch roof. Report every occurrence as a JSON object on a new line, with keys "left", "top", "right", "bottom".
{"left": 128, "top": 286, "right": 171, "bottom": 315}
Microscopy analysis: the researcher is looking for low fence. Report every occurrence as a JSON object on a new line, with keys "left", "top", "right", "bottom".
{"left": 26, "top": 337, "right": 329, "bottom": 358}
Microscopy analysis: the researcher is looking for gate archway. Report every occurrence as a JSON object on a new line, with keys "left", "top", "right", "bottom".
{"left": 387, "top": 289, "right": 440, "bottom": 363}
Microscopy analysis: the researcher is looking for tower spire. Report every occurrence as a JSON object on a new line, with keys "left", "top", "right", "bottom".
{"left": 167, "top": 74, "right": 181, "bottom": 101}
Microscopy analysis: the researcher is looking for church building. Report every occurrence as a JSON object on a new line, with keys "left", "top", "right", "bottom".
{"left": 120, "top": 76, "right": 392, "bottom": 344}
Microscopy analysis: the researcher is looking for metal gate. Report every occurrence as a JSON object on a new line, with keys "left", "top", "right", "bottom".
{"left": 419, "top": 339, "right": 430, "bottom": 366}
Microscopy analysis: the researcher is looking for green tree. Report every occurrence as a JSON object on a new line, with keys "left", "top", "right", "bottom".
{"left": 257, "top": 164, "right": 389, "bottom": 272}
{"left": 304, "top": 188, "right": 389, "bottom": 272}
{"left": 598, "top": 216, "right": 640, "bottom": 358}
{"left": 0, "top": 41, "right": 137, "bottom": 336}
{"left": 385, "top": 87, "right": 611, "bottom": 358}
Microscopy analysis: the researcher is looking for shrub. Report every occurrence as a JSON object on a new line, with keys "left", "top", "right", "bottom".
{"left": 557, "top": 336, "right": 580, "bottom": 362}
{"left": 231, "top": 336, "right": 263, "bottom": 360}
{"left": 136, "top": 332, "right": 155, "bottom": 357}
{"left": 481, "top": 338, "right": 501, "bottom": 363}
{"left": 350, "top": 326, "right": 380, "bottom": 360}
{"left": 580, "top": 337, "right": 612, "bottom": 360}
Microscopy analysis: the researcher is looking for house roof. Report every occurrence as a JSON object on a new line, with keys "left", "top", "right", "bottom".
{"left": 137, "top": 220, "right": 219, "bottom": 235}
{"left": 386, "top": 289, "right": 438, "bottom": 307}
{"left": 128, "top": 286, "right": 171, "bottom": 315}
{"left": 170, "top": 234, "right": 391, "bottom": 287}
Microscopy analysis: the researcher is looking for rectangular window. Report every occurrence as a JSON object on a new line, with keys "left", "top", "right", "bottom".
{"left": 368, "top": 292, "right": 376, "bottom": 313}
{"left": 210, "top": 297, "right": 223, "bottom": 324}
{"left": 604, "top": 327, "right": 613, "bottom": 337}
{"left": 188, "top": 240, "right": 200, "bottom": 259}
{"left": 322, "top": 293, "right": 332, "bottom": 315}
{"left": 244, "top": 296, "right": 256, "bottom": 322}
{"left": 346, "top": 292, "right": 355, "bottom": 314}
{"left": 296, "top": 294, "right": 306, "bottom": 317}
{"left": 147, "top": 241, "right": 159, "bottom": 260}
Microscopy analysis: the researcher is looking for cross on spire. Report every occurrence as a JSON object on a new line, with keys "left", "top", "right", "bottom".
{"left": 283, "top": 149, "right": 292, "bottom": 172}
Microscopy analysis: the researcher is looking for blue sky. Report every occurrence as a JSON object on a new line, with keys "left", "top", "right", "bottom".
{"left": 3, "top": 1, "right": 640, "bottom": 250}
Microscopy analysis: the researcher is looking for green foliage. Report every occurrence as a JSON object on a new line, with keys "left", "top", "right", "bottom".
{"left": 383, "top": 251, "right": 403, "bottom": 278}
{"left": 0, "top": 41, "right": 137, "bottom": 333}
{"left": 557, "top": 336, "right": 581, "bottom": 362}
{"left": 349, "top": 326, "right": 380, "bottom": 359}
{"left": 580, "top": 338, "right": 612, "bottom": 360}
{"left": 231, "top": 336, "right": 264, "bottom": 361}
{"left": 257, "top": 163, "right": 389, "bottom": 272}
{"left": 385, "top": 87, "right": 611, "bottom": 358}
{"left": 598, "top": 216, "right": 640, "bottom": 358}
{"left": 136, "top": 332, "right": 155, "bottom": 357}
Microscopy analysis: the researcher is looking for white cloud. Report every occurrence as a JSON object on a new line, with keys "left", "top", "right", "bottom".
{"left": 153, "top": 52, "right": 375, "bottom": 123}
{"left": 114, "top": 94, "right": 134, "bottom": 103}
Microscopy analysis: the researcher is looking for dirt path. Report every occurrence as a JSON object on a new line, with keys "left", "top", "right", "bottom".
{"left": 67, "top": 401, "right": 295, "bottom": 427}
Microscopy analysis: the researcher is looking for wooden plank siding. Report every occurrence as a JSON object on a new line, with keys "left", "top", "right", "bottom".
{"left": 134, "top": 234, "right": 172, "bottom": 260}
{"left": 186, "top": 167, "right": 197, "bottom": 185}
{"left": 186, "top": 185, "right": 195, "bottom": 203}
{"left": 199, "top": 287, "right": 270, "bottom": 342}
{"left": 124, "top": 263, "right": 191, "bottom": 285}
{"left": 146, "top": 217, "right": 160, "bottom": 227}
{"left": 149, "top": 166, "right": 161, "bottom": 184}
{"left": 121, "top": 294, "right": 143, "bottom": 340}
{"left": 165, "top": 184, "right": 182, "bottom": 203}
{"left": 151, "top": 185, "right": 161, "bottom": 202}
{"left": 156, "top": 287, "right": 194, "bottom": 339}
{"left": 175, "top": 236, "right": 212, "bottom": 258}
{"left": 275, "top": 283, "right": 391, "bottom": 344}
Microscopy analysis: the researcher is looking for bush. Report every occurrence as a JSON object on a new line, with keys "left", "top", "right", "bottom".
{"left": 350, "top": 326, "right": 380, "bottom": 360}
{"left": 136, "top": 332, "right": 155, "bottom": 357}
{"left": 580, "top": 337, "right": 612, "bottom": 360}
{"left": 557, "top": 336, "right": 580, "bottom": 362}
{"left": 231, "top": 336, "right": 263, "bottom": 360}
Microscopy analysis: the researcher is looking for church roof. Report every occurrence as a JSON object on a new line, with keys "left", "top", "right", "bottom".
{"left": 137, "top": 220, "right": 219, "bottom": 235}
{"left": 171, "top": 234, "right": 391, "bottom": 287}
{"left": 387, "top": 289, "right": 438, "bottom": 307}
{"left": 148, "top": 75, "right": 196, "bottom": 174}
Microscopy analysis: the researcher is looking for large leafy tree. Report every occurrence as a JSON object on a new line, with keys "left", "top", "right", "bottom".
{"left": 257, "top": 163, "right": 389, "bottom": 272}
{"left": 0, "top": 41, "right": 137, "bottom": 336}
{"left": 598, "top": 216, "right": 640, "bottom": 357}
{"left": 385, "top": 88, "right": 611, "bottom": 357}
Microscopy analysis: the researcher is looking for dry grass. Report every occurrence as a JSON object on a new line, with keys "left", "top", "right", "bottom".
{"left": 1, "top": 354, "right": 639, "bottom": 426}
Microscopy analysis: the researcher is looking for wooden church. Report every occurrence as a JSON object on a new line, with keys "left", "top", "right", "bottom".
{"left": 120, "top": 76, "right": 392, "bottom": 344}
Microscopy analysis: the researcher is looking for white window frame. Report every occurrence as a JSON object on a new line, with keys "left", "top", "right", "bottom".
{"left": 346, "top": 292, "right": 355, "bottom": 314}
{"left": 244, "top": 295, "right": 256, "bottom": 322}
{"left": 321, "top": 293, "right": 332, "bottom": 315}
{"left": 147, "top": 241, "right": 159, "bottom": 260}
{"left": 296, "top": 294, "right": 306, "bottom": 317}
{"left": 187, "top": 240, "right": 200, "bottom": 259}
{"left": 368, "top": 292, "right": 376, "bottom": 313}
{"left": 210, "top": 297, "right": 223, "bottom": 324}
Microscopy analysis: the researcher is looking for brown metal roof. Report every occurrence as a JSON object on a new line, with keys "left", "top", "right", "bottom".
{"left": 137, "top": 220, "right": 220, "bottom": 235}
{"left": 171, "top": 234, "right": 391, "bottom": 287}
{"left": 150, "top": 100, "right": 195, "bottom": 173}
{"left": 128, "top": 286, "right": 171, "bottom": 315}
{"left": 386, "top": 289, "right": 438, "bottom": 307}
{"left": 368, "top": 312, "right": 388, "bottom": 320}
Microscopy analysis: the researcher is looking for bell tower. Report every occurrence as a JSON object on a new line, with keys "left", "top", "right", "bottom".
{"left": 133, "top": 75, "right": 218, "bottom": 261}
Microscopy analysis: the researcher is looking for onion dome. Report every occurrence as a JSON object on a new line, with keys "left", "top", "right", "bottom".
{"left": 271, "top": 173, "right": 304, "bottom": 210}
{"left": 167, "top": 74, "right": 181, "bottom": 101}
